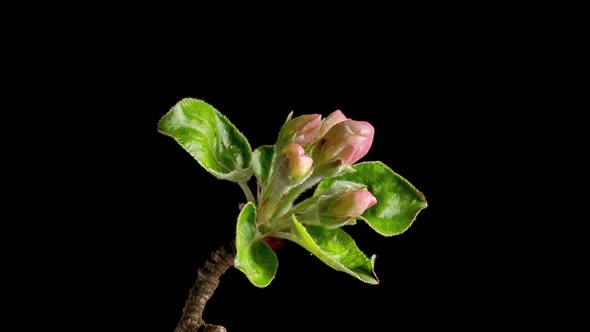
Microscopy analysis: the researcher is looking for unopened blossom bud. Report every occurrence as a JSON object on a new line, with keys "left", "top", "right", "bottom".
{"left": 297, "top": 188, "right": 377, "bottom": 228}
{"left": 282, "top": 143, "right": 313, "bottom": 180}
{"left": 319, "top": 110, "right": 348, "bottom": 137}
{"left": 317, "top": 120, "right": 374, "bottom": 166}
{"left": 281, "top": 114, "right": 322, "bottom": 145}
{"left": 328, "top": 189, "right": 377, "bottom": 220}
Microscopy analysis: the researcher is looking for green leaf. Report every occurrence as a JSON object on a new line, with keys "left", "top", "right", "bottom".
{"left": 279, "top": 217, "right": 378, "bottom": 284}
{"left": 158, "top": 98, "right": 253, "bottom": 182}
{"left": 251, "top": 145, "right": 274, "bottom": 186}
{"left": 316, "top": 161, "right": 427, "bottom": 236}
{"left": 235, "top": 202, "right": 278, "bottom": 287}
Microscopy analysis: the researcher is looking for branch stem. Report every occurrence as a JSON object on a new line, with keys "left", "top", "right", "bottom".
{"left": 175, "top": 242, "right": 236, "bottom": 332}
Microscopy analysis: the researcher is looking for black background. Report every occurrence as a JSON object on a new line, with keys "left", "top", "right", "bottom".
{"left": 17, "top": 11, "right": 550, "bottom": 331}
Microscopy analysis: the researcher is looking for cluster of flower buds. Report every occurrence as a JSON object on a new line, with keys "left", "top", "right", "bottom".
{"left": 264, "top": 110, "right": 377, "bottom": 226}
{"left": 277, "top": 110, "right": 375, "bottom": 181}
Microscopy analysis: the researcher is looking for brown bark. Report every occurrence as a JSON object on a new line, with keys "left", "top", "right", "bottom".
{"left": 175, "top": 242, "right": 235, "bottom": 332}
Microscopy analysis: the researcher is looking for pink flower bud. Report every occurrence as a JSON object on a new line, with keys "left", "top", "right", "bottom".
{"left": 317, "top": 120, "right": 375, "bottom": 165}
{"left": 319, "top": 110, "right": 348, "bottom": 137}
{"left": 282, "top": 114, "right": 322, "bottom": 145}
{"left": 282, "top": 143, "right": 313, "bottom": 180}
{"left": 329, "top": 190, "right": 377, "bottom": 219}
